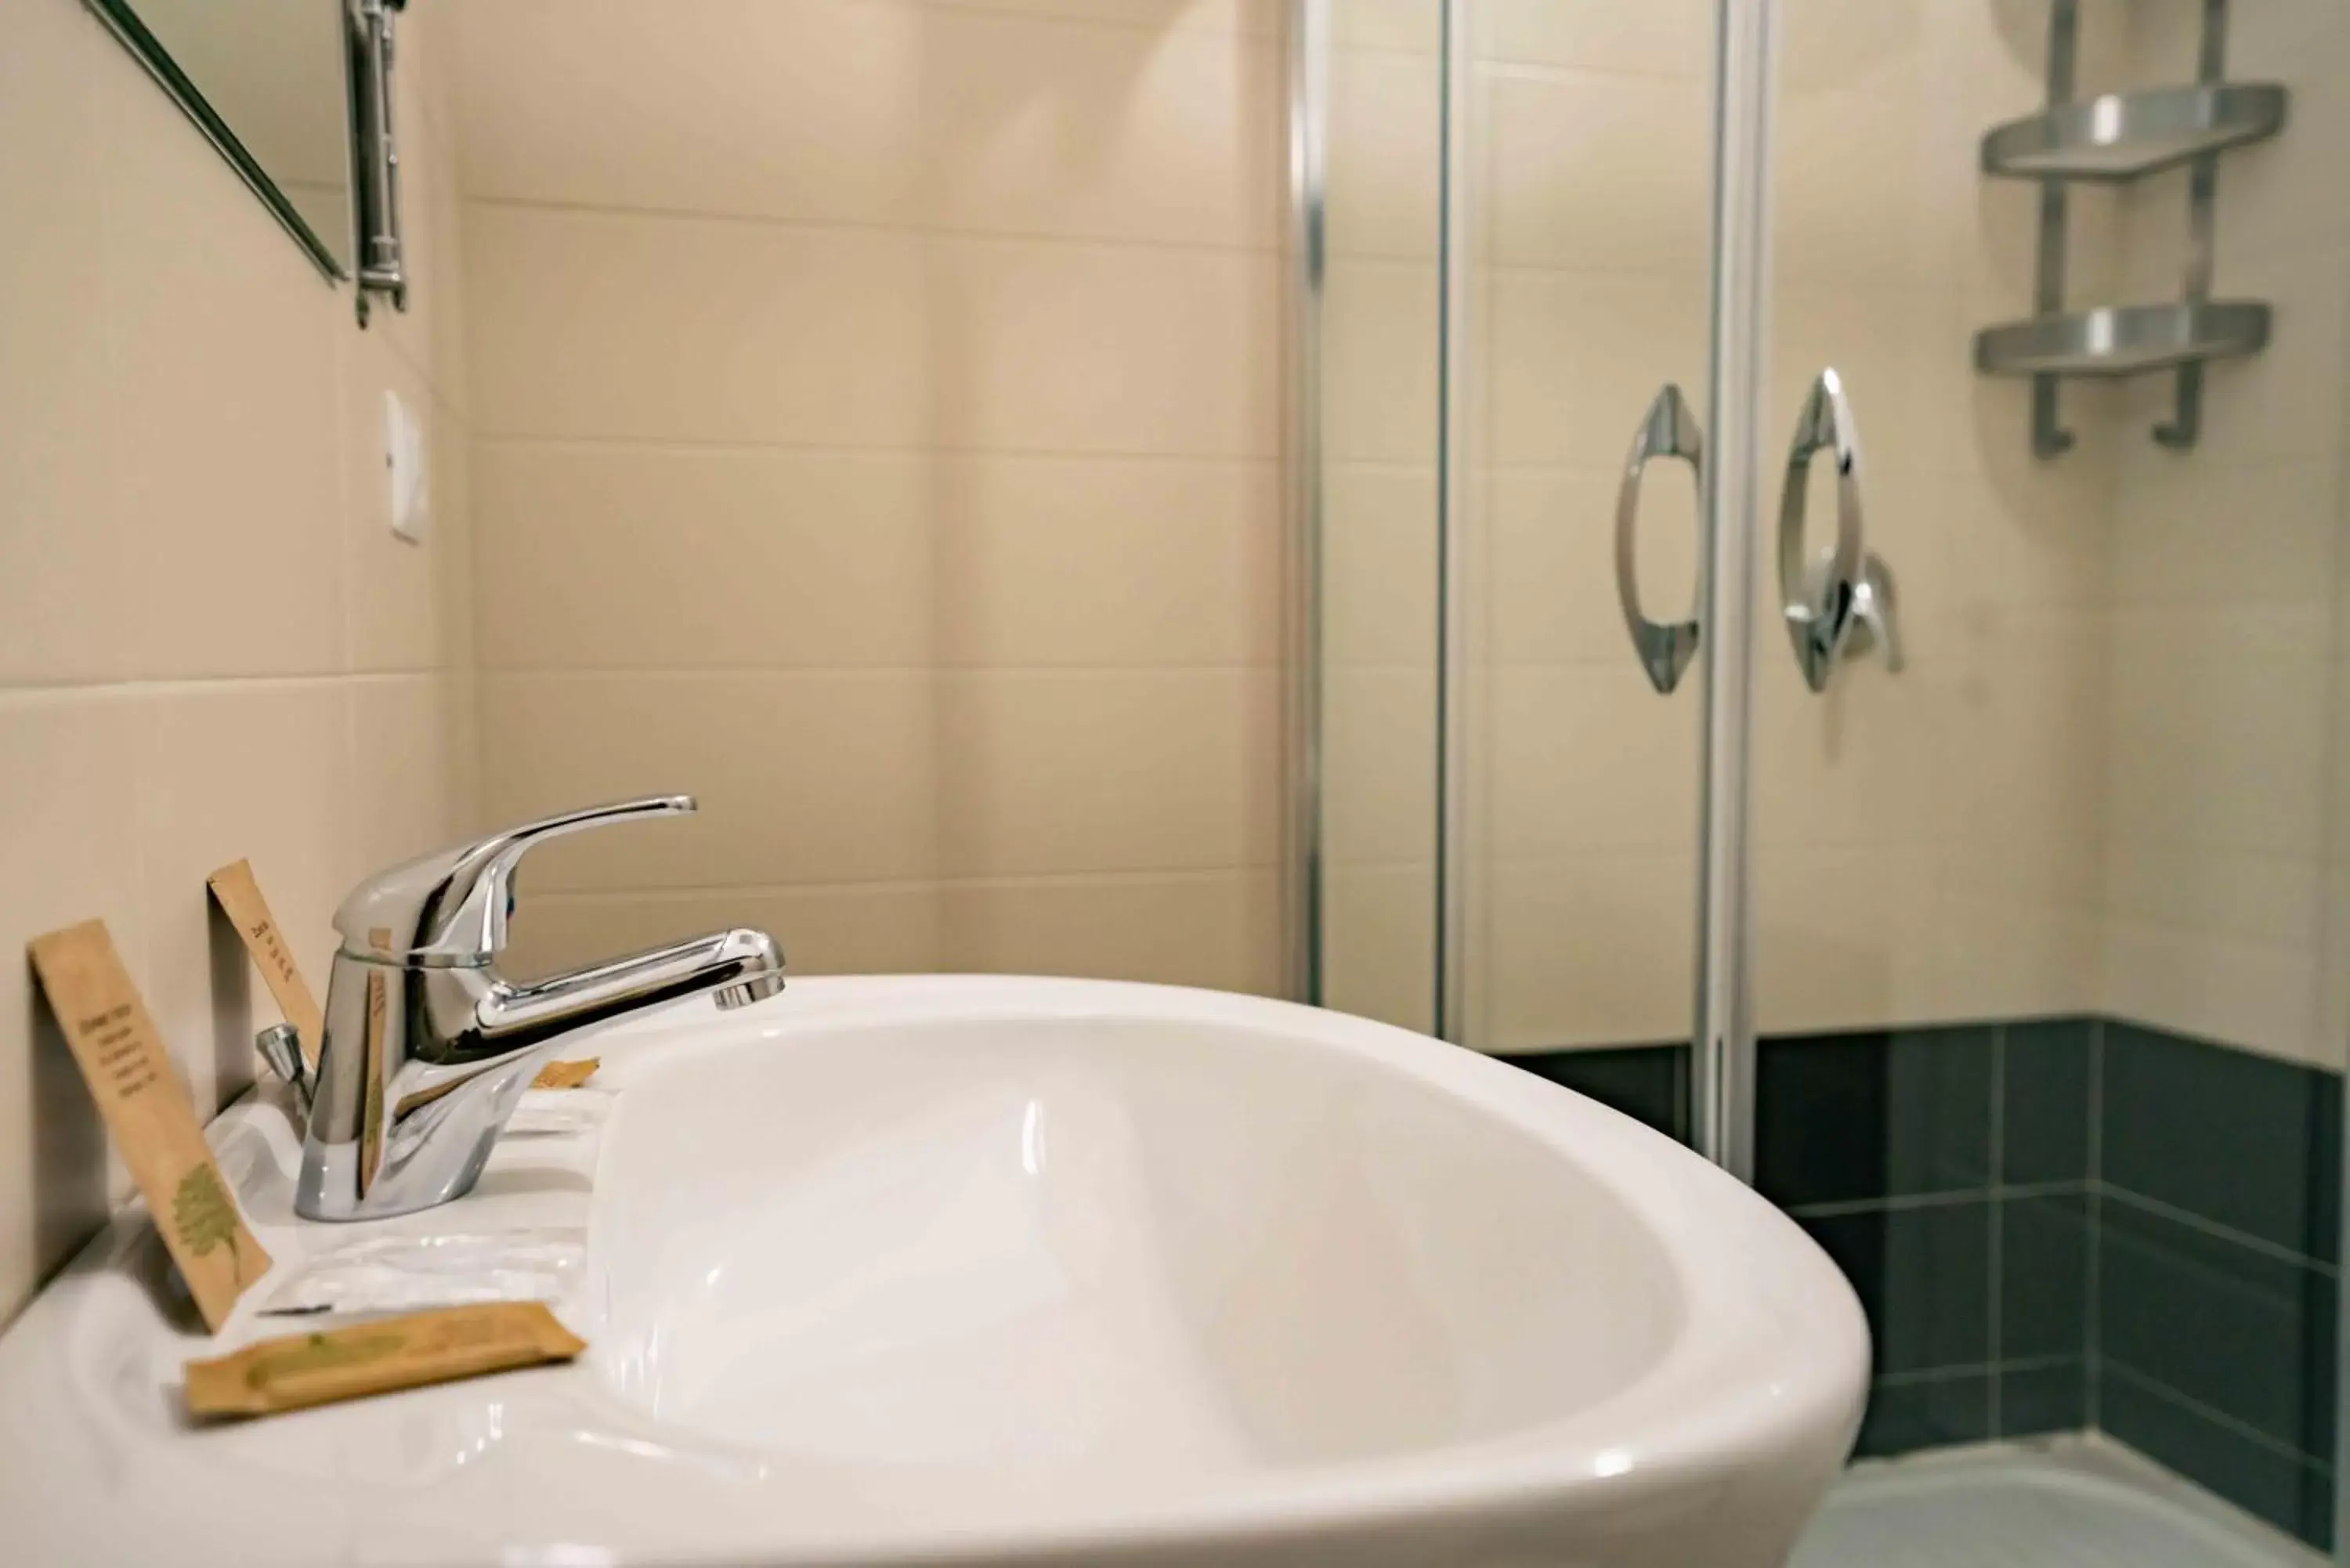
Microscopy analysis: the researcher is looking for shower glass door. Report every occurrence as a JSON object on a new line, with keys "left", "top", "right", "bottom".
{"left": 1313, "top": 0, "right": 1720, "bottom": 1139}
{"left": 1308, "top": 0, "right": 2345, "bottom": 1559}
{"left": 1751, "top": 0, "right": 2343, "bottom": 1558}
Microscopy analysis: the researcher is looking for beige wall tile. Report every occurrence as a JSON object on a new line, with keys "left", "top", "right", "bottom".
{"left": 1323, "top": 260, "right": 1441, "bottom": 466}
{"left": 479, "top": 671, "right": 942, "bottom": 891}
{"left": 0, "top": 695, "right": 148, "bottom": 1320}
{"left": 935, "top": 457, "right": 1282, "bottom": 667}
{"left": 486, "top": 444, "right": 1278, "bottom": 674}
{"left": 338, "top": 331, "right": 448, "bottom": 674}
{"left": 135, "top": 683, "right": 353, "bottom": 1118}
{"left": 1321, "top": 862, "right": 1436, "bottom": 1034}
{"left": 940, "top": 870, "right": 1281, "bottom": 994}
{"left": 0, "top": 0, "right": 125, "bottom": 687}
{"left": 461, "top": 0, "right": 924, "bottom": 229}
{"left": 1936, "top": 620, "right": 2107, "bottom": 908}
{"left": 462, "top": 1, "right": 1278, "bottom": 250}
{"left": 1332, "top": 0, "right": 1439, "bottom": 55}
{"left": 1774, "top": 57, "right": 1946, "bottom": 289}
{"left": 2106, "top": 609, "right": 2330, "bottom": 859}
{"left": 934, "top": 670, "right": 1279, "bottom": 877}
{"left": 1328, "top": 43, "right": 1441, "bottom": 262}
{"left": 349, "top": 674, "right": 475, "bottom": 880}
{"left": 1928, "top": 891, "right": 2102, "bottom": 1024}
{"left": 943, "top": 236, "right": 1278, "bottom": 457}
{"left": 374, "top": 20, "right": 465, "bottom": 408}
{"left": 915, "top": 9, "right": 1281, "bottom": 248}
{"left": 466, "top": 204, "right": 931, "bottom": 446}
{"left": 2112, "top": 461, "right": 2337, "bottom": 610}
{"left": 1322, "top": 463, "right": 1441, "bottom": 667}
{"left": 1752, "top": 843, "right": 1943, "bottom": 1037}
{"left": 913, "top": 0, "right": 1280, "bottom": 41}
{"left": 475, "top": 443, "right": 941, "bottom": 671}
{"left": 1471, "top": 0, "right": 1712, "bottom": 76}
{"left": 1484, "top": 269, "right": 1707, "bottom": 470}
{"left": 97, "top": 56, "right": 345, "bottom": 680}
{"left": 2105, "top": 921, "right": 2322, "bottom": 1070}
{"left": 2106, "top": 847, "right": 2323, "bottom": 953}
{"left": 1484, "top": 663, "right": 1701, "bottom": 858}
{"left": 1488, "top": 465, "right": 1690, "bottom": 668}
{"left": 504, "top": 882, "right": 943, "bottom": 984}
{"left": 1480, "top": 851, "right": 1696, "bottom": 1052}
{"left": 469, "top": 204, "right": 1276, "bottom": 457}
{"left": 1322, "top": 668, "right": 1437, "bottom": 865}
{"left": 1480, "top": 66, "right": 1710, "bottom": 275}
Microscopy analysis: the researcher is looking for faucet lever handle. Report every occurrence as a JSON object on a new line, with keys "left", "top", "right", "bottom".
{"left": 331, "top": 794, "right": 696, "bottom": 966}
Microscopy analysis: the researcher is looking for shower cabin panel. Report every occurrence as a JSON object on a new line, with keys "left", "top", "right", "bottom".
{"left": 1453, "top": 1, "right": 1719, "bottom": 1093}
{"left": 1313, "top": 0, "right": 1447, "bottom": 1035}
{"left": 1307, "top": 0, "right": 2347, "bottom": 1559}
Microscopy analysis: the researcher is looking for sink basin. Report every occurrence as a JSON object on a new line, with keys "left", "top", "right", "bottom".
{"left": 0, "top": 977, "right": 1867, "bottom": 1566}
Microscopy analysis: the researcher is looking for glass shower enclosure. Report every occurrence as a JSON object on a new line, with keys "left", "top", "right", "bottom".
{"left": 1296, "top": 1, "right": 2347, "bottom": 1559}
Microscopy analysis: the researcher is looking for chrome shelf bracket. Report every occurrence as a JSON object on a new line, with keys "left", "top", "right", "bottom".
{"left": 2030, "top": 0, "right": 2080, "bottom": 460}
{"left": 2154, "top": 0, "right": 2229, "bottom": 450}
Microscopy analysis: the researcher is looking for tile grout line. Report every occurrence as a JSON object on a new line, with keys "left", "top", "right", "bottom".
{"left": 2088, "top": 1016, "right": 2104, "bottom": 1434}
{"left": 1875, "top": 1353, "right": 2081, "bottom": 1389}
{"left": 472, "top": 432, "right": 1289, "bottom": 464}
{"left": 2102, "top": 1360, "right": 2336, "bottom": 1478}
{"left": 1785, "top": 1180, "right": 2087, "bottom": 1219}
{"left": 465, "top": 192, "right": 1285, "bottom": 261}
{"left": 2096, "top": 1183, "right": 2341, "bottom": 1277}
{"left": 1988, "top": 1022, "right": 2006, "bottom": 1438}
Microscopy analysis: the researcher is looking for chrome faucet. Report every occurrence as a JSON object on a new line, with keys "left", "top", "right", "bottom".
{"left": 292, "top": 795, "right": 785, "bottom": 1222}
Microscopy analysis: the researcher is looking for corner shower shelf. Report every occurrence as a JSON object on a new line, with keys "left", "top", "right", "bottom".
{"left": 1974, "top": 301, "right": 2271, "bottom": 378}
{"left": 1974, "top": 0, "right": 2289, "bottom": 457}
{"left": 1981, "top": 83, "right": 2286, "bottom": 181}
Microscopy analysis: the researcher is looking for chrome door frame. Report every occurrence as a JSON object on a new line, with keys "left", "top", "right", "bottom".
{"left": 1691, "top": 0, "right": 1777, "bottom": 1180}
{"left": 1282, "top": 0, "right": 1330, "bottom": 1008}
{"left": 1285, "top": 0, "right": 1777, "bottom": 1186}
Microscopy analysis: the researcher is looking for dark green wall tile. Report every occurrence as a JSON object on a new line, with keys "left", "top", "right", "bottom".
{"left": 2001, "top": 1192, "right": 2090, "bottom": 1362}
{"left": 2001, "top": 1019, "right": 2092, "bottom": 1183}
{"left": 1801, "top": 1201, "right": 1991, "bottom": 1375}
{"left": 2101, "top": 1371, "right": 2334, "bottom": 1550}
{"left": 1999, "top": 1360, "right": 2086, "bottom": 1437}
{"left": 1507, "top": 1044, "right": 1687, "bottom": 1144}
{"left": 1757, "top": 1027, "right": 1994, "bottom": 1207}
{"left": 2099, "top": 1197, "right": 2336, "bottom": 1463}
{"left": 1856, "top": 1371, "right": 1993, "bottom": 1458}
{"left": 2102, "top": 1021, "right": 2341, "bottom": 1264}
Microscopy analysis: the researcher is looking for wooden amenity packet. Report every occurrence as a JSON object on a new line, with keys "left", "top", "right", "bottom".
{"left": 184, "top": 1302, "right": 586, "bottom": 1419}
{"left": 530, "top": 1057, "right": 601, "bottom": 1089}
{"left": 27, "top": 920, "right": 271, "bottom": 1332}
{"left": 205, "top": 859, "right": 327, "bottom": 1073}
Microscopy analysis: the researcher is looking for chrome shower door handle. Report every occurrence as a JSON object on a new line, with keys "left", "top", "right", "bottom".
{"left": 1777, "top": 368, "right": 1867, "bottom": 692}
{"left": 1615, "top": 383, "right": 1705, "bottom": 695}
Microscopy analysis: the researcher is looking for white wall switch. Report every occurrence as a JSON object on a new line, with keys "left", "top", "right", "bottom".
{"left": 384, "top": 389, "right": 429, "bottom": 544}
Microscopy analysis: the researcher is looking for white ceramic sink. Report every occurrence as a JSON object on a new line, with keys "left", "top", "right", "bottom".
{"left": 0, "top": 977, "right": 1867, "bottom": 1566}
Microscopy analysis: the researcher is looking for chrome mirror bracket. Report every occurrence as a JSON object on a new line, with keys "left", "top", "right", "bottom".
{"left": 347, "top": 0, "right": 409, "bottom": 326}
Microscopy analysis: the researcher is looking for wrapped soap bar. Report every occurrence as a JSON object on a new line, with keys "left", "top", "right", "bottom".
{"left": 184, "top": 1302, "right": 584, "bottom": 1419}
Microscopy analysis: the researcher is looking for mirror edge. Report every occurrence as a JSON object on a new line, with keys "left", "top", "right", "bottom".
{"left": 80, "top": 0, "right": 353, "bottom": 285}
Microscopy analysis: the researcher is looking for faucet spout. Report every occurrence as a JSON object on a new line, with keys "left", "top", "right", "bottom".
{"left": 293, "top": 800, "right": 787, "bottom": 1222}
{"left": 481, "top": 928, "right": 786, "bottom": 1051}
